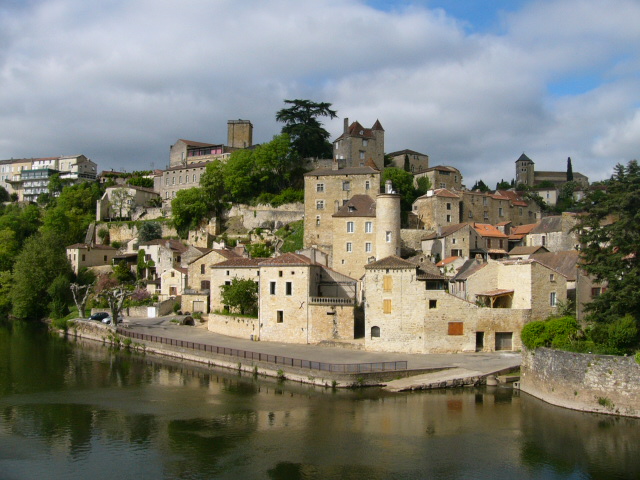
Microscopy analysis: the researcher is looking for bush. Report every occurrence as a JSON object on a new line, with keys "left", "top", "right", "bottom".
{"left": 521, "top": 316, "right": 579, "bottom": 350}
{"left": 587, "top": 315, "right": 638, "bottom": 354}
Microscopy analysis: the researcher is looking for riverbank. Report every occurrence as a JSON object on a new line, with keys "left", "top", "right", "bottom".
{"left": 59, "top": 316, "right": 521, "bottom": 389}
{"left": 520, "top": 347, "right": 640, "bottom": 418}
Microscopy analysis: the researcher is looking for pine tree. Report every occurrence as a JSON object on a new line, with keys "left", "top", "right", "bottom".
{"left": 567, "top": 157, "right": 574, "bottom": 182}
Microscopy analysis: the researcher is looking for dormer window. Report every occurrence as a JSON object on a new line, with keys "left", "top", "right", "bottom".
{"left": 348, "top": 205, "right": 356, "bottom": 212}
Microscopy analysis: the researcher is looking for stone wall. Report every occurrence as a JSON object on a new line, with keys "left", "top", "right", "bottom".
{"left": 99, "top": 222, "right": 177, "bottom": 244}
{"left": 520, "top": 348, "right": 640, "bottom": 417}
{"left": 208, "top": 313, "right": 259, "bottom": 340}
{"left": 400, "top": 228, "right": 425, "bottom": 252}
{"left": 226, "top": 203, "right": 303, "bottom": 232}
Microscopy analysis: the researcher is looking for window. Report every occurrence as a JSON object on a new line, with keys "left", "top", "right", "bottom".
{"left": 550, "top": 292, "right": 557, "bottom": 306}
{"left": 342, "top": 181, "right": 351, "bottom": 191}
{"left": 446, "top": 215, "right": 452, "bottom": 223}
{"left": 365, "top": 221, "right": 373, "bottom": 233}
{"left": 483, "top": 197, "right": 488, "bottom": 206}
{"left": 316, "top": 216, "right": 320, "bottom": 226}
{"left": 193, "top": 174, "right": 196, "bottom": 183}
{"left": 103, "top": 255, "right": 107, "bottom": 262}
{"left": 365, "top": 242, "right": 372, "bottom": 253}
{"left": 440, "top": 183, "right": 446, "bottom": 189}
{"left": 446, "top": 203, "right": 451, "bottom": 210}
{"left": 226, "top": 270, "right": 230, "bottom": 276}
{"left": 550, "top": 274, "right": 555, "bottom": 282}
{"left": 365, "top": 181, "right": 370, "bottom": 190}
{"left": 316, "top": 200, "right": 324, "bottom": 210}
{"left": 200, "top": 264, "right": 205, "bottom": 275}
{"left": 499, "top": 207, "right": 504, "bottom": 217}
{"left": 279, "top": 271, "right": 283, "bottom": 277}
{"left": 429, "top": 299, "right": 438, "bottom": 309}
{"left": 383, "top": 275, "right": 392, "bottom": 292}
{"left": 386, "top": 231, "right": 392, "bottom": 243}
{"left": 383, "top": 299, "right": 392, "bottom": 314}
{"left": 347, "top": 221, "right": 354, "bottom": 233}
{"left": 201, "top": 280, "right": 210, "bottom": 290}
{"left": 270, "top": 282, "right": 276, "bottom": 295}
{"left": 286, "top": 282, "right": 292, "bottom": 295}
{"left": 346, "top": 242, "right": 352, "bottom": 253}
{"left": 316, "top": 183, "right": 324, "bottom": 193}
{"left": 371, "top": 326, "right": 380, "bottom": 337}
{"left": 448, "top": 322, "right": 463, "bottom": 335}
{"left": 171, "top": 271, "right": 175, "bottom": 278}
{"left": 359, "top": 151, "right": 365, "bottom": 160}
{"left": 484, "top": 211, "right": 489, "bottom": 220}
{"left": 362, "top": 139, "right": 368, "bottom": 146}
{"left": 542, "top": 235, "right": 546, "bottom": 246}
{"left": 591, "top": 287, "right": 606, "bottom": 297}
{"left": 276, "top": 311, "right": 284, "bottom": 323}
{"left": 82, "top": 254, "right": 86, "bottom": 261}
{"left": 519, "top": 207, "right": 523, "bottom": 215}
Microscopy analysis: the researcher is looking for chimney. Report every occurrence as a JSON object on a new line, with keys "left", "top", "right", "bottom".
{"left": 475, "top": 254, "right": 483, "bottom": 264}
{"left": 344, "top": 118, "right": 349, "bottom": 134}
{"left": 385, "top": 180, "right": 393, "bottom": 194}
{"left": 332, "top": 158, "right": 339, "bottom": 171}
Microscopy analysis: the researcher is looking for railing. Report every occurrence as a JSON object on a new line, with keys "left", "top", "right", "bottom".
{"left": 309, "top": 297, "right": 355, "bottom": 306}
{"left": 116, "top": 328, "right": 407, "bottom": 373}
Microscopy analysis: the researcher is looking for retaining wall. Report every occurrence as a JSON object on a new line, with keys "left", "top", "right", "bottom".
{"left": 520, "top": 348, "right": 640, "bottom": 417}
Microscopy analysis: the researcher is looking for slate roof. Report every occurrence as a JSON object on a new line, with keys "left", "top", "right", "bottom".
{"left": 165, "top": 161, "right": 209, "bottom": 172}
{"left": 530, "top": 216, "right": 563, "bottom": 234}
{"left": 508, "top": 245, "right": 549, "bottom": 255}
{"left": 364, "top": 255, "right": 416, "bottom": 270}
{"left": 387, "top": 149, "right": 427, "bottom": 157}
{"left": 516, "top": 153, "right": 534, "bottom": 164}
{"left": 530, "top": 250, "right": 580, "bottom": 281}
{"left": 140, "top": 239, "right": 188, "bottom": 252}
{"left": 452, "top": 258, "right": 488, "bottom": 281}
{"left": 333, "top": 195, "right": 376, "bottom": 217}
{"left": 177, "top": 139, "right": 218, "bottom": 148}
{"left": 422, "top": 223, "right": 468, "bottom": 240}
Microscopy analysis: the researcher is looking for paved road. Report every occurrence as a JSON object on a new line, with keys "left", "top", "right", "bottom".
{"left": 122, "top": 316, "right": 521, "bottom": 374}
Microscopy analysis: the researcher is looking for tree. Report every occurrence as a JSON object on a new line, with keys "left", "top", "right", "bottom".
{"left": 48, "top": 173, "right": 64, "bottom": 197}
{"left": 0, "top": 185, "right": 9, "bottom": 202}
{"left": 109, "top": 187, "right": 134, "bottom": 220}
{"left": 0, "top": 271, "right": 12, "bottom": 317}
{"left": 275, "top": 99, "right": 337, "bottom": 159}
{"left": 223, "top": 149, "right": 257, "bottom": 203}
{"left": 70, "top": 283, "right": 92, "bottom": 318}
{"left": 415, "top": 176, "right": 432, "bottom": 197}
{"left": 127, "top": 176, "right": 154, "bottom": 188}
{"left": 10, "top": 232, "right": 72, "bottom": 320}
{"left": 171, "top": 188, "right": 211, "bottom": 238}
{"left": 220, "top": 278, "right": 258, "bottom": 316}
{"left": 496, "top": 179, "right": 511, "bottom": 190}
{"left": 471, "top": 180, "right": 490, "bottom": 192}
{"left": 253, "top": 134, "right": 300, "bottom": 192}
{"left": 47, "top": 274, "right": 71, "bottom": 319}
{"left": 381, "top": 168, "right": 418, "bottom": 212}
{"left": 138, "top": 222, "right": 162, "bottom": 243}
{"left": 403, "top": 154, "right": 410, "bottom": 172}
{"left": 113, "top": 260, "right": 134, "bottom": 283}
{"left": 567, "top": 157, "right": 574, "bottom": 182}
{"left": 574, "top": 160, "right": 640, "bottom": 324}
{"left": 0, "top": 228, "right": 19, "bottom": 271}
{"left": 200, "top": 159, "right": 230, "bottom": 215}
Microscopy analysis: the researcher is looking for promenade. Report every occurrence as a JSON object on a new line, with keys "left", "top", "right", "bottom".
{"left": 114, "top": 316, "right": 521, "bottom": 390}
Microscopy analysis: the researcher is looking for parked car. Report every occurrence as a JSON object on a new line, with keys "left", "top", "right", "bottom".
{"left": 102, "top": 315, "right": 124, "bottom": 325}
{"left": 90, "top": 312, "right": 110, "bottom": 321}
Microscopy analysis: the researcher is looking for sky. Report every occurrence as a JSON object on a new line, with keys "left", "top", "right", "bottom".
{"left": 1, "top": 0, "right": 639, "bottom": 187}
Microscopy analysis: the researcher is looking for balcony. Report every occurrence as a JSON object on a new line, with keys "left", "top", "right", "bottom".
{"left": 309, "top": 297, "right": 355, "bottom": 306}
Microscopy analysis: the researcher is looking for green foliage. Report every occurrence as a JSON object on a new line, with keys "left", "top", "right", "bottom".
{"left": 277, "top": 220, "right": 304, "bottom": 253}
{"left": 138, "top": 221, "right": 162, "bottom": 243}
{"left": 415, "top": 176, "right": 432, "bottom": 197}
{"left": 382, "top": 167, "right": 418, "bottom": 212}
{"left": 574, "top": 160, "right": 640, "bottom": 323}
{"left": 275, "top": 99, "right": 337, "bottom": 159}
{"left": 171, "top": 187, "right": 211, "bottom": 238}
{"left": 403, "top": 154, "right": 410, "bottom": 172}
{"left": 0, "top": 271, "right": 12, "bottom": 317}
{"left": 472, "top": 180, "right": 490, "bottom": 192}
{"left": 10, "top": 232, "right": 73, "bottom": 320}
{"left": 47, "top": 274, "right": 71, "bottom": 319}
{"left": 246, "top": 242, "right": 273, "bottom": 258}
{"left": 0, "top": 228, "right": 19, "bottom": 271}
{"left": 113, "top": 260, "right": 134, "bottom": 284}
{"left": 521, "top": 316, "right": 579, "bottom": 350}
{"left": 567, "top": 157, "right": 574, "bottom": 182}
{"left": 258, "top": 188, "right": 304, "bottom": 207}
{"left": 496, "top": 179, "right": 511, "bottom": 190}
{"left": 200, "top": 159, "right": 229, "bottom": 216}
{"left": 127, "top": 176, "right": 154, "bottom": 188}
{"left": 586, "top": 315, "right": 638, "bottom": 354}
{"left": 111, "top": 241, "right": 122, "bottom": 249}
{"left": 220, "top": 278, "right": 258, "bottom": 316}
{"left": 98, "top": 227, "right": 110, "bottom": 243}
{"left": 0, "top": 185, "right": 9, "bottom": 202}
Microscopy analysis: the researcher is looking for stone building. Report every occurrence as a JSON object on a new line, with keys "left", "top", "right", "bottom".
{"left": 526, "top": 213, "right": 580, "bottom": 252}
{"left": 160, "top": 267, "right": 188, "bottom": 298}
{"left": 461, "top": 190, "right": 540, "bottom": 226}
{"left": 421, "top": 223, "right": 474, "bottom": 261}
{"left": 303, "top": 164, "right": 381, "bottom": 255}
{"left": 387, "top": 149, "right": 429, "bottom": 173}
{"left": 333, "top": 118, "right": 385, "bottom": 170}
{"left": 414, "top": 166, "right": 462, "bottom": 191}
{"left": 515, "top": 153, "right": 589, "bottom": 188}
{"left": 412, "top": 189, "right": 461, "bottom": 230}
{"left": 363, "top": 256, "right": 536, "bottom": 354}
{"left": 208, "top": 253, "right": 357, "bottom": 344}
{"left": 227, "top": 119, "right": 253, "bottom": 149}
{"left": 157, "top": 161, "right": 209, "bottom": 205}
{"left": 96, "top": 185, "right": 160, "bottom": 221}
{"left": 169, "top": 140, "right": 233, "bottom": 168}
{"left": 66, "top": 243, "right": 118, "bottom": 275}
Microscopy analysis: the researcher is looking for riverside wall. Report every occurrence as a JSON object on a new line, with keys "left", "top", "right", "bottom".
{"left": 520, "top": 347, "right": 640, "bottom": 418}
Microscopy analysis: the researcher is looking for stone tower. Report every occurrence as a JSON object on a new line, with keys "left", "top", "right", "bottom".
{"left": 375, "top": 180, "right": 401, "bottom": 259}
{"left": 227, "top": 120, "right": 253, "bottom": 149}
{"left": 515, "top": 153, "right": 535, "bottom": 186}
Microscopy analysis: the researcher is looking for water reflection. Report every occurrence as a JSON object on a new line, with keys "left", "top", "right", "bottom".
{"left": 0, "top": 323, "right": 638, "bottom": 479}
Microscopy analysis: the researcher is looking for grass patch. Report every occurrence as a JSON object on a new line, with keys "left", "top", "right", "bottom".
{"left": 276, "top": 220, "right": 303, "bottom": 253}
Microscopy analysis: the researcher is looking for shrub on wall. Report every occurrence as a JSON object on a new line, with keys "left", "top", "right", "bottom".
{"left": 521, "top": 316, "right": 579, "bottom": 350}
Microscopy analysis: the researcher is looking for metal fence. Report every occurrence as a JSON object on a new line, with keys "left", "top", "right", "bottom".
{"left": 117, "top": 328, "right": 407, "bottom": 373}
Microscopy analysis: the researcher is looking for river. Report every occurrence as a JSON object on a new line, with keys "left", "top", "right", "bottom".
{"left": 0, "top": 321, "right": 638, "bottom": 480}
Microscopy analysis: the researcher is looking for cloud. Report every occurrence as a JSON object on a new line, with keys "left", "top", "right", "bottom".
{"left": 0, "top": 0, "right": 638, "bottom": 185}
